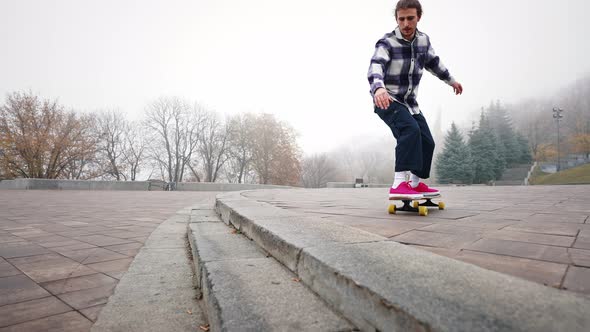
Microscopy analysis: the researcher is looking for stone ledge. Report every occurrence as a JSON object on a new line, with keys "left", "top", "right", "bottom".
{"left": 0, "top": 179, "right": 295, "bottom": 191}
{"left": 215, "top": 190, "right": 590, "bottom": 332}
{"left": 187, "top": 210, "right": 354, "bottom": 331}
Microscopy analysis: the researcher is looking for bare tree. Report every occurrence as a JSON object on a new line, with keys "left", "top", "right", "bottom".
{"left": 95, "top": 110, "right": 128, "bottom": 180}
{"left": 0, "top": 91, "right": 96, "bottom": 179}
{"left": 143, "top": 97, "right": 201, "bottom": 184}
{"left": 122, "top": 122, "right": 147, "bottom": 181}
{"left": 197, "top": 111, "right": 231, "bottom": 182}
{"left": 225, "top": 113, "right": 255, "bottom": 183}
{"left": 301, "top": 153, "right": 337, "bottom": 188}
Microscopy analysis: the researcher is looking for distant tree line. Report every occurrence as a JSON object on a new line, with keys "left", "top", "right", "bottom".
{"left": 3, "top": 73, "right": 588, "bottom": 188}
{"left": 510, "top": 75, "right": 590, "bottom": 164}
{"left": 435, "top": 73, "right": 590, "bottom": 185}
{"left": 0, "top": 91, "right": 301, "bottom": 186}
{"left": 435, "top": 101, "right": 532, "bottom": 184}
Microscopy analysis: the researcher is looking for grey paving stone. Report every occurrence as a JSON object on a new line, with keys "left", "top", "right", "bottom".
{"left": 0, "top": 275, "right": 51, "bottom": 306}
{"left": 484, "top": 229, "right": 575, "bottom": 247}
{"left": 98, "top": 230, "right": 142, "bottom": 239}
{"left": 0, "top": 258, "right": 21, "bottom": 278}
{"left": 0, "top": 311, "right": 93, "bottom": 332}
{"left": 102, "top": 242, "right": 143, "bottom": 256}
{"left": 85, "top": 258, "right": 133, "bottom": 276}
{"left": 527, "top": 213, "right": 588, "bottom": 224}
{"left": 392, "top": 230, "right": 482, "bottom": 249}
{"left": 408, "top": 245, "right": 460, "bottom": 259}
{"left": 466, "top": 238, "right": 571, "bottom": 264}
{"left": 454, "top": 250, "right": 568, "bottom": 287}
{"left": 504, "top": 221, "right": 580, "bottom": 236}
{"left": 8, "top": 254, "right": 97, "bottom": 283}
{"left": 0, "top": 242, "right": 52, "bottom": 259}
{"left": 563, "top": 266, "right": 590, "bottom": 295}
{"left": 57, "top": 284, "right": 117, "bottom": 310}
{"left": 0, "top": 235, "right": 24, "bottom": 244}
{"left": 569, "top": 248, "right": 590, "bottom": 268}
{"left": 79, "top": 304, "right": 105, "bottom": 322}
{"left": 418, "top": 223, "right": 487, "bottom": 235}
{"left": 58, "top": 248, "right": 129, "bottom": 264}
{"left": 50, "top": 243, "right": 98, "bottom": 254}
{"left": 574, "top": 237, "right": 590, "bottom": 250}
{"left": 10, "top": 229, "right": 52, "bottom": 238}
{"left": 0, "top": 296, "right": 72, "bottom": 328}
{"left": 40, "top": 273, "right": 118, "bottom": 295}
{"left": 76, "top": 235, "right": 134, "bottom": 247}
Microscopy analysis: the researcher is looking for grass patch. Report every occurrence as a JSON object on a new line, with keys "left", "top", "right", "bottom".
{"left": 530, "top": 163, "right": 590, "bottom": 185}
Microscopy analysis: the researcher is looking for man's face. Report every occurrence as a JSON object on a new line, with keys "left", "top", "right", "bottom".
{"left": 396, "top": 8, "right": 420, "bottom": 40}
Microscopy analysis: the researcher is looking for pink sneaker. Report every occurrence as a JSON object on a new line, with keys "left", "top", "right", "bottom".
{"left": 410, "top": 182, "right": 440, "bottom": 196}
{"left": 389, "top": 182, "right": 424, "bottom": 199}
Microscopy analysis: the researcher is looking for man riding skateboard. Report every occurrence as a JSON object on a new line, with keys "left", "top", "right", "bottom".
{"left": 368, "top": 0, "right": 463, "bottom": 199}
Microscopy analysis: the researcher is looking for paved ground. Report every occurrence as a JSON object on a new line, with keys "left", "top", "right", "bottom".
{"left": 2, "top": 186, "right": 589, "bottom": 331}
{"left": 244, "top": 185, "right": 590, "bottom": 296}
{"left": 0, "top": 190, "right": 217, "bottom": 332}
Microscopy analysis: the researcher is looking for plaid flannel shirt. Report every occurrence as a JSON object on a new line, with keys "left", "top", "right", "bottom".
{"left": 368, "top": 27, "right": 456, "bottom": 114}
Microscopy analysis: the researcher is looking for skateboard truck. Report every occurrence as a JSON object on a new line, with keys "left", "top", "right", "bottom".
{"left": 388, "top": 196, "right": 445, "bottom": 216}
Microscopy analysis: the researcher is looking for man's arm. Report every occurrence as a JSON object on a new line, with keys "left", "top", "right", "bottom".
{"left": 424, "top": 38, "right": 463, "bottom": 95}
{"left": 368, "top": 37, "right": 394, "bottom": 108}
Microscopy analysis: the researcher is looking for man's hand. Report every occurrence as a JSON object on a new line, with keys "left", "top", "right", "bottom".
{"left": 451, "top": 82, "right": 463, "bottom": 95}
{"left": 374, "top": 88, "right": 392, "bottom": 109}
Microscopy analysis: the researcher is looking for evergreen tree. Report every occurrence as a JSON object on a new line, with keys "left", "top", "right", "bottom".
{"left": 435, "top": 123, "right": 474, "bottom": 184}
{"left": 492, "top": 133, "right": 507, "bottom": 179}
{"left": 516, "top": 133, "right": 533, "bottom": 163}
{"left": 469, "top": 112, "right": 503, "bottom": 183}
{"left": 487, "top": 101, "right": 520, "bottom": 166}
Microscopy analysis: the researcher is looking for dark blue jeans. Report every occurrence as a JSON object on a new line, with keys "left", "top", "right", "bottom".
{"left": 375, "top": 102, "right": 435, "bottom": 179}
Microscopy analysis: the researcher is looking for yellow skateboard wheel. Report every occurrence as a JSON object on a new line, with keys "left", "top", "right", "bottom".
{"left": 418, "top": 206, "right": 428, "bottom": 216}
{"left": 388, "top": 204, "right": 396, "bottom": 214}
{"left": 413, "top": 201, "right": 419, "bottom": 208}
{"left": 438, "top": 201, "right": 445, "bottom": 210}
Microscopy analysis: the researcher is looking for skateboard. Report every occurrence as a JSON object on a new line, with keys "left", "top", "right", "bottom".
{"left": 387, "top": 194, "right": 445, "bottom": 216}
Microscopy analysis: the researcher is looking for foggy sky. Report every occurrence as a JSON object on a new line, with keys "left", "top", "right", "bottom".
{"left": 1, "top": 0, "right": 589, "bottom": 153}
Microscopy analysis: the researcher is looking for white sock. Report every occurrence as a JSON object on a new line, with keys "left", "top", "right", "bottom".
{"left": 409, "top": 173, "right": 420, "bottom": 188}
{"left": 392, "top": 171, "right": 407, "bottom": 188}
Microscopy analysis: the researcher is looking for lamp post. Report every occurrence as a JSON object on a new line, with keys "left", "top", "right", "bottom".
{"left": 552, "top": 107, "right": 563, "bottom": 171}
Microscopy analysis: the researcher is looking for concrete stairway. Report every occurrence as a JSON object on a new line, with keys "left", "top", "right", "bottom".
{"left": 195, "top": 191, "right": 590, "bottom": 332}
{"left": 186, "top": 207, "right": 355, "bottom": 331}
{"left": 495, "top": 163, "right": 533, "bottom": 186}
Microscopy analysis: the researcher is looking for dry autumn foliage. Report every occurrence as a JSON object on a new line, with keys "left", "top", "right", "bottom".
{"left": 250, "top": 113, "right": 301, "bottom": 186}
{"left": 0, "top": 92, "right": 304, "bottom": 185}
{"left": 0, "top": 91, "right": 96, "bottom": 179}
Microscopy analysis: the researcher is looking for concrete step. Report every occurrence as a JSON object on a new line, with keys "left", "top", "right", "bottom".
{"left": 92, "top": 205, "right": 208, "bottom": 332}
{"left": 215, "top": 191, "right": 590, "bottom": 332}
{"left": 498, "top": 164, "right": 533, "bottom": 182}
{"left": 187, "top": 207, "right": 355, "bottom": 331}
{"left": 495, "top": 180, "right": 525, "bottom": 186}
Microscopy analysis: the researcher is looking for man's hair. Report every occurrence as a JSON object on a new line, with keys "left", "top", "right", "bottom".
{"left": 395, "top": 0, "right": 423, "bottom": 19}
